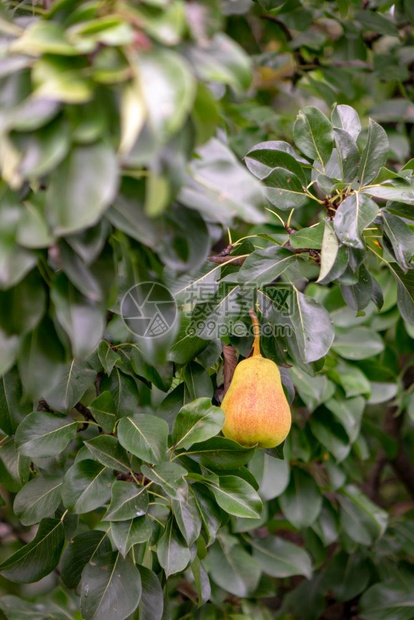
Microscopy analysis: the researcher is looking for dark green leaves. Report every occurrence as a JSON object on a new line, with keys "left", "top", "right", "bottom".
{"left": 172, "top": 397, "right": 224, "bottom": 450}
{"left": 334, "top": 193, "right": 378, "bottom": 249}
{"left": 279, "top": 469, "right": 322, "bottom": 529}
{"left": 157, "top": 518, "right": 191, "bottom": 578}
{"left": 251, "top": 536, "right": 312, "bottom": 579}
{"left": 118, "top": 414, "right": 169, "bottom": 464}
{"left": 15, "top": 412, "right": 77, "bottom": 458}
{"left": 61, "top": 530, "right": 111, "bottom": 589}
{"left": 293, "top": 106, "right": 333, "bottom": 166}
{"left": 207, "top": 537, "right": 261, "bottom": 598}
{"left": 104, "top": 481, "right": 149, "bottom": 521}
{"left": 46, "top": 143, "right": 118, "bottom": 235}
{"left": 80, "top": 552, "right": 141, "bottom": 620}
{"left": 358, "top": 119, "right": 389, "bottom": 186}
{"left": 238, "top": 246, "right": 296, "bottom": 286}
{"left": 205, "top": 476, "right": 262, "bottom": 519}
{"left": 14, "top": 475, "right": 62, "bottom": 526}
{"left": 0, "top": 518, "right": 64, "bottom": 583}
{"left": 62, "top": 460, "right": 113, "bottom": 513}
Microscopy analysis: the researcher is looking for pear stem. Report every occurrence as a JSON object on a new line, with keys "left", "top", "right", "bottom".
{"left": 249, "top": 309, "right": 261, "bottom": 357}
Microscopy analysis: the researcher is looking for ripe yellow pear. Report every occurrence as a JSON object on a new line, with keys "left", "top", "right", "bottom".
{"left": 221, "top": 311, "right": 291, "bottom": 448}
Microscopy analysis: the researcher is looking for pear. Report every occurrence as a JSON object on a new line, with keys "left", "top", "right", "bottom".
{"left": 221, "top": 311, "right": 291, "bottom": 448}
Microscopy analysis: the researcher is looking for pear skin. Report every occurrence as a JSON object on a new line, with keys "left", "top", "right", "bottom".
{"left": 221, "top": 310, "right": 291, "bottom": 449}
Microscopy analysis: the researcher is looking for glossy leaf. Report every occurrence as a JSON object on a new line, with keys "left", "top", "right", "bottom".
{"left": 279, "top": 469, "right": 322, "bottom": 529}
{"left": 62, "top": 460, "right": 113, "bottom": 513}
{"left": 293, "top": 106, "right": 333, "bottom": 166}
{"left": 172, "top": 397, "right": 224, "bottom": 450}
{"left": 80, "top": 552, "right": 141, "bottom": 620}
{"left": 104, "top": 481, "right": 149, "bottom": 521}
{"left": 14, "top": 475, "right": 62, "bottom": 526}
{"left": 46, "top": 142, "right": 118, "bottom": 235}
{"left": 0, "top": 518, "right": 64, "bottom": 583}
{"left": 157, "top": 517, "right": 191, "bottom": 578}
{"left": 15, "top": 412, "right": 77, "bottom": 458}
{"left": 117, "top": 414, "right": 169, "bottom": 464}
{"left": 251, "top": 536, "right": 312, "bottom": 579}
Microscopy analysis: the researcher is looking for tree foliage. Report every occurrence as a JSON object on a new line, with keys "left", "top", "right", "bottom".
{"left": 0, "top": 0, "right": 414, "bottom": 619}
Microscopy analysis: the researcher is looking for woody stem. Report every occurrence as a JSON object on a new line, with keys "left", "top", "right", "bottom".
{"left": 249, "top": 309, "right": 261, "bottom": 357}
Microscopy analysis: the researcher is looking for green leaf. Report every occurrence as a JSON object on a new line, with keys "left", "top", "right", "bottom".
{"left": 334, "top": 193, "right": 379, "bottom": 249}
{"left": 249, "top": 452, "right": 290, "bottom": 500}
{"left": 104, "top": 481, "right": 149, "bottom": 521}
{"left": 334, "top": 128, "right": 360, "bottom": 182}
{"left": 89, "top": 391, "right": 117, "bottom": 433}
{"left": 141, "top": 462, "right": 187, "bottom": 500}
{"left": 355, "top": 9, "right": 399, "bottom": 36}
{"left": 289, "top": 290, "right": 335, "bottom": 363}
{"left": 85, "top": 435, "right": 130, "bottom": 473}
{"left": 332, "top": 327, "right": 384, "bottom": 360}
{"left": 44, "top": 359, "right": 96, "bottom": 413}
{"left": 324, "top": 551, "right": 371, "bottom": 602}
{"left": 46, "top": 142, "right": 118, "bottom": 235}
{"left": 279, "top": 469, "right": 322, "bottom": 529}
{"left": 18, "top": 317, "right": 66, "bottom": 400}
{"left": 206, "top": 536, "right": 261, "bottom": 598}
{"left": 332, "top": 104, "right": 361, "bottom": 141}
{"left": 251, "top": 536, "right": 312, "bottom": 579}
{"left": 339, "top": 484, "right": 388, "bottom": 545}
{"left": 318, "top": 222, "right": 348, "bottom": 284}
{"left": 290, "top": 223, "right": 324, "bottom": 250}
{"left": 382, "top": 212, "right": 414, "bottom": 272}
{"left": 117, "top": 414, "right": 169, "bottom": 464}
{"left": 238, "top": 246, "right": 296, "bottom": 286}
{"left": 179, "top": 139, "right": 265, "bottom": 225}
{"left": 0, "top": 330, "right": 19, "bottom": 377}
{"left": 263, "top": 168, "right": 308, "bottom": 209}
{"left": 173, "top": 494, "right": 202, "bottom": 546}
{"left": 388, "top": 263, "right": 414, "bottom": 326}
{"left": 137, "top": 49, "right": 195, "bottom": 142}
{"left": 15, "top": 412, "right": 77, "bottom": 458}
{"left": 340, "top": 264, "right": 373, "bottom": 311}
{"left": 157, "top": 517, "right": 191, "bottom": 578}
{"left": 0, "top": 268, "right": 46, "bottom": 335}
{"left": 189, "top": 437, "right": 255, "bottom": 470}
{"left": 14, "top": 475, "right": 62, "bottom": 526}
{"left": 62, "top": 460, "right": 113, "bottom": 513}
{"left": 191, "top": 484, "right": 223, "bottom": 545}
{"left": 11, "top": 20, "right": 78, "bottom": 55}
{"left": 111, "top": 517, "right": 152, "bottom": 557}
{"left": 358, "top": 119, "right": 389, "bottom": 186}
{"left": 309, "top": 409, "right": 350, "bottom": 462}
{"left": 362, "top": 183, "right": 414, "bottom": 205}
{"left": 0, "top": 518, "right": 64, "bottom": 583}
{"left": 245, "top": 141, "right": 308, "bottom": 181}
{"left": 80, "top": 552, "right": 141, "bottom": 620}
{"left": 51, "top": 276, "right": 105, "bottom": 359}
{"left": 0, "top": 438, "right": 30, "bottom": 493}
{"left": 61, "top": 530, "right": 111, "bottom": 589}
{"left": 172, "top": 397, "right": 224, "bottom": 450}
{"left": 137, "top": 566, "right": 164, "bottom": 620}
{"left": 326, "top": 396, "right": 365, "bottom": 443}
{"left": 359, "top": 581, "right": 414, "bottom": 620}
{"left": 205, "top": 475, "right": 262, "bottom": 519}
{"left": 191, "top": 556, "right": 211, "bottom": 607}
{"left": 293, "top": 106, "right": 333, "bottom": 166}
{"left": 0, "top": 368, "right": 31, "bottom": 435}
{"left": 187, "top": 33, "right": 251, "bottom": 92}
